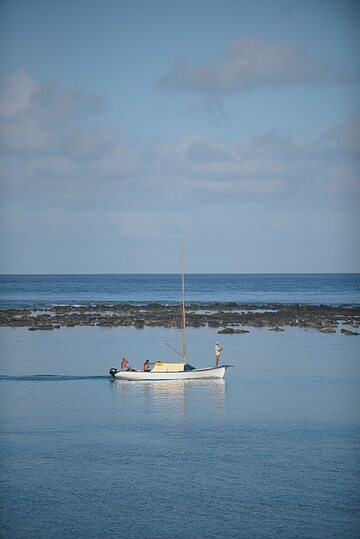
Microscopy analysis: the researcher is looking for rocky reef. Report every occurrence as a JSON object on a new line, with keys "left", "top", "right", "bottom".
{"left": 0, "top": 302, "right": 359, "bottom": 334}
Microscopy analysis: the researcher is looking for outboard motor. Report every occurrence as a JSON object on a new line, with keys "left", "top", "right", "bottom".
{"left": 109, "top": 368, "right": 118, "bottom": 378}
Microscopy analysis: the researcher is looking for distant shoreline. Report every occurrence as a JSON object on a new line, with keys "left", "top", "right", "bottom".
{"left": 1, "top": 303, "right": 359, "bottom": 334}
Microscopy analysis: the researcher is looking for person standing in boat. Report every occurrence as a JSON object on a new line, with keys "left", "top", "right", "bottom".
{"left": 215, "top": 342, "right": 223, "bottom": 367}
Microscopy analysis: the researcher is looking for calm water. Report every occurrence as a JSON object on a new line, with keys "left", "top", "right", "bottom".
{"left": 0, "top": 273, "right": 360, "bottom": 308}
{"left": 1, "top": 324, "right": 360, "bottom": 538}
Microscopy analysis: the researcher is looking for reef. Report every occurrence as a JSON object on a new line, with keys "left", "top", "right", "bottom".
{"left": 0, "top": 302, "right": 359, "bottom": 334}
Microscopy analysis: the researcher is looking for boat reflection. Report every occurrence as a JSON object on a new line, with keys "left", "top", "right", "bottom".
{"left": 110, "top": 378, "right": 225, "bottom": 420}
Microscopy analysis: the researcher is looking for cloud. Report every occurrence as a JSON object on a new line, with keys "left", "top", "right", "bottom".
{"left": 63, "top": 126, "right": 118, "bottom": 161}
{"left": 0, "top": 71, "right": 141, "bottom": 200}
{"left": 158, "top": 36, "right": 355, "bottom": 97}
{"left": 323, "top": 117, "right": 360, "bottom": 157}
{"left": 0, "top": 70, "right": 103, "bottom": 124}
{"left": 0, "top": 70, "right": 104, "bottom": 156}
{"left": 145, "top": 129, "right": 360, "bottom": 202}
{"left": 0, "top": 70, "right": 358, "bottom": 216}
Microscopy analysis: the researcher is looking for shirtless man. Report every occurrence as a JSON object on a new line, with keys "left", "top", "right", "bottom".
{"left": 215, "top": 342, "right": 223, "bottom": 367}
{"left": 143, "top": 360, "right": 154, "bottom": 372}
{"left": 121, "top": 357, "right": 128, "bottom": 371}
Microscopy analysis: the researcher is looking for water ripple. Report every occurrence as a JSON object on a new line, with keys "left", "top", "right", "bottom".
{"left": 0, "top": 374, "right": 110, "bottom": 382}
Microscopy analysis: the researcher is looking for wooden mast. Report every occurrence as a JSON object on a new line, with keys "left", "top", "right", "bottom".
{"left": 181, "top": 244, "right": 186, "bottom": 363}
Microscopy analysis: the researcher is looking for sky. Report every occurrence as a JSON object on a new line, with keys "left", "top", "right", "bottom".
{"left": 0, "top": 0, "right": 359, "bottom": 273}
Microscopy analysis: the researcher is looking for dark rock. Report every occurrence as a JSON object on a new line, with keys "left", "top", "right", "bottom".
{"left": 208, "top": 321, "right": 220, "bottom": 328}
{"left": 134, "top": 319, "right": 145, "bottom": 328}
{"left": 28, "top": 325, "right": 54, "bottom": 331}
{"left": 1, "top": 302, "right": 358, "bottom": 330}
{"left": 217, "top": 328, "right": 249, "bottom": 334}
{"left": 341, "top": 329, "right": 359, "bottom": 336}
{"left": 320, "top": 328, "right": 337, "bottom": 334}
{"left": 269, "top": 327, "right": 285, "bottom": 332}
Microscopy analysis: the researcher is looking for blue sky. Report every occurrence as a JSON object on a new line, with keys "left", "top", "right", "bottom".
{"left": 0, "top": 0, "right": 359, "bottom": 272}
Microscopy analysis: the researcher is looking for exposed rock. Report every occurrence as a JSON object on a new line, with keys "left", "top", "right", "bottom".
{"left": 134, "top": 319, "right": 145, "bottom": 328}
{"left": 28, "top": 325, "right": 54, "bottom": 331}
{"left": 268, "top": 327, "right": 285, "bottom": 332}
{"left": 208, "top": 321, "right": 220, "bottom": 328}
{"left": 341, "top": 329, "right": 359, "bottom": 336}
{"left": 320, "top": 328, "right": 337, "bottom": 334}
{"left": 0, "top": 302, "right": 358, "bottom": 331}
{"left": 217, "top": 328, "right": 249, "bottom": 334}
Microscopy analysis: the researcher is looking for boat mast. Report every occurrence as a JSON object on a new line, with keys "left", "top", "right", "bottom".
{"left": 181, "top": 244, "right": 186, "bottom": 363}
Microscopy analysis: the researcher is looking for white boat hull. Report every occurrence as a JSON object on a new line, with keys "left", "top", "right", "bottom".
{"left": 110, "top": 366, "right": 226, "bottom": 381}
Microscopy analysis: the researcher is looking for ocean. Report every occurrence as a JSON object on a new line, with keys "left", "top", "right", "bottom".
{"left": 0, "top": 273, "right": 360, "bottom": 308}
{"left": 1, "top": 274, "right": 359, "bottom": 538}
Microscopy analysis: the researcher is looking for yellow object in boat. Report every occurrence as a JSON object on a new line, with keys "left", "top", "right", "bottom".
{"left": 151, "top": 362, "right": 185, "bottom": 373}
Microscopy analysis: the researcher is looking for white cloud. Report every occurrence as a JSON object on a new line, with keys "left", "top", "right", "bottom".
{"left": 0, "top": 70, "right": 40, "bottom": 120}
{"left": 158, "top": 36, "right": 354, "bottom": 97}
{"left": 63, "top": 126, "right": 118, "bottom": 161}
{"left": 0, "top": 70, "right": 103, "bottom": 125}
{"left": 144, "top": 130, "right": 360, "bottom": 202}
{"left": 0, "top": 70, "right": 104, "bottom": 157}
{"left": 0, "top": 71, "right": 141, "bottom": 200}
{"left": 0, "top": 70, "right": 358, "bottom": 214}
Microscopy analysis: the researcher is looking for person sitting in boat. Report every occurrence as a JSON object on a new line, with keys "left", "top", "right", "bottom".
{"left": 143, "top": 360, "right": 154, "bottom": 372}
{"left": 121, "top": 357, "right": 129, "bottom": 371}
{"left": 215, "top": 342, "right": 223, "bottom": 367}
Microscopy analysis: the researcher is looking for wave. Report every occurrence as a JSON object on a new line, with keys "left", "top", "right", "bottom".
{"left": 0, "top": 374, "right": 110, "bottom": 382}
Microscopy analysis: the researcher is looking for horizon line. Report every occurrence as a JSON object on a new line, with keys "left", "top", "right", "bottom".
{"left": 0, "top": 272, "right": 359, "bottom": 276}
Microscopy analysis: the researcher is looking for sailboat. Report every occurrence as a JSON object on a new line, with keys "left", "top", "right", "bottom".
{"left": 109, "top": 247, "right": 230, "bottom": 381}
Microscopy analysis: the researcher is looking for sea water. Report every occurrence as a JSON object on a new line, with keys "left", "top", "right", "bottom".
{"left": 0, "top": 273, "right": 359, "bottom": 308}
{"left": 1, "top": 324, "right": 360, "bottom": 538}
{"left": 0, "top": 275, "right": 360, "bottom": 538}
